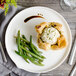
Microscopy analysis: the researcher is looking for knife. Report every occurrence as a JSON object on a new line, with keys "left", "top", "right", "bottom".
{"left": 69, "top": 63, "right": 76, "bottom": 76}
{"left": 68, "top": 35, "right": 76, "bottom": 65}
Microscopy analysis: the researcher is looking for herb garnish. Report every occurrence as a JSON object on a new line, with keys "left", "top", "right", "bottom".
{"left": 0, "top": 0, "right": 17, "bottom": 15}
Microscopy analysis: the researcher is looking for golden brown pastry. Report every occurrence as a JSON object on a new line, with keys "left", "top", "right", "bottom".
{"left": 35, "top": 22, "right": 67, "bottom": 50}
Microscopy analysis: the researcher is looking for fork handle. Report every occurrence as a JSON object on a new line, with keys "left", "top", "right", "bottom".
{"left": 0, "top": 41, "right": 7, "bottom": 63}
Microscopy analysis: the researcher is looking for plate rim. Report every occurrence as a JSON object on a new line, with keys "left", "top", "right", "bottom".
{"left": 5, "top": 6, "right": 72, "bottom": 73}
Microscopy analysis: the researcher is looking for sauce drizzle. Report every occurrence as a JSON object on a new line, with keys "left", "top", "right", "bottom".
{"left": 24, "top": 15, "right": 44, "bottom": 23}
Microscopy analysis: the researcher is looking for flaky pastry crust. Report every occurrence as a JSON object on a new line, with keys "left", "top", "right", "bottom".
{"left": 35, "top": 22, "right": 67, "bottom": 50}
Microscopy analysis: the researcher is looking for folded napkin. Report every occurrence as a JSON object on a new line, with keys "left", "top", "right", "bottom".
{"left": 0, "top": 5, "right": 40, "bottom": 76}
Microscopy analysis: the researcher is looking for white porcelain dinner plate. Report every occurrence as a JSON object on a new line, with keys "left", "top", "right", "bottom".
{"left": 5, "top": 6, "right": 72, "bottom": 73}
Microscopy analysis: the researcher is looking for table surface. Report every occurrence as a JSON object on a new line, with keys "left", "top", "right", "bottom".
{"left": 17, "top": 0, "right": 76, "bottom": 76}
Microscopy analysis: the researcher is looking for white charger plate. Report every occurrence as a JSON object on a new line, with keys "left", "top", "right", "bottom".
{"left": 5, "top": 6, "right": 72, "bottom": 73}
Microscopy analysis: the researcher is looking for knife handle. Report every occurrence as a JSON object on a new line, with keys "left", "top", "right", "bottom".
{"left": 68, "top": 38, "right": 76, "bottom": 65}
{"left": 0, "top": 41, "right": 7, "bottom": 63}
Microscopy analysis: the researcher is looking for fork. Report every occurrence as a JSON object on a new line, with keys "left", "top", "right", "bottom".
{"left": 0, "top": 11, "right": 7, "bottom": 63}
{"left": 0, "top": 41, "right": 7, "bottom": 62}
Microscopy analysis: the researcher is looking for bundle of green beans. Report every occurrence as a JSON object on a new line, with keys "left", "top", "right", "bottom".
{"left": 14, "top": 30, "right": 46, "bottom": 66}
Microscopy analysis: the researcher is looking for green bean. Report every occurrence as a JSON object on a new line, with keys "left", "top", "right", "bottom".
{"left": 21, "top": 54, "right": 29, "bottom": 63}
{"left": 17, "top": 30, "right": 22, "bottom": 54}
{"left": 14, "top": 32, "right": 45, "bottom": 66}
{"left": 31, "top": 44, "right": 45, "bottom": 59}
{"left": 26, "top": 53, "right": 39, "bottom": 61}
{"left": 20, "top": 41, "right": 31, "bottom": 50}
{"left": 28, "top": 57, "right": 44, "bottom": 66}
{"left": 38, "top": 60, "right": 42, "bottom": 64}
{"left": 30, "top": 35, "right": 32, "bottom": 44}
{"left": 14, "top": 36, "right": 42, "bottom": 53}
{"left": 30, "top": 35, "right": 45, "bottom": 59}
{"left": 15, "top": 50, "right": 29, "bottom": 63}
{"left": 33, "top": 45, "right": 42, "bottom": 54}
{"left": 16, "top": 38, "right": 45, "bottom": 57}
{"left": 20, "top": 45, "right": 43, "bottom": 61}
{"left": 15, "top": 50, "right": 20, "bottom": 55}
{"left": 21, "top": 35, "right": 33, "bottom": 51}
{"left": 15, "top": 35, "right": 45, "bottom": 58}
{"left": 22, "top": 35, "right": 27, "bottom": 40}
{"left": 25, "top": 53, "right": 44, "bottom": 66}
{"left": 15, "top": 50, "right": 44, "bottom": 66}
{"left": 14, "top": 36, "right": 29, "bottom": 43}
{"left": 27, "top": 53, "right": 43, "bottom": 62}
